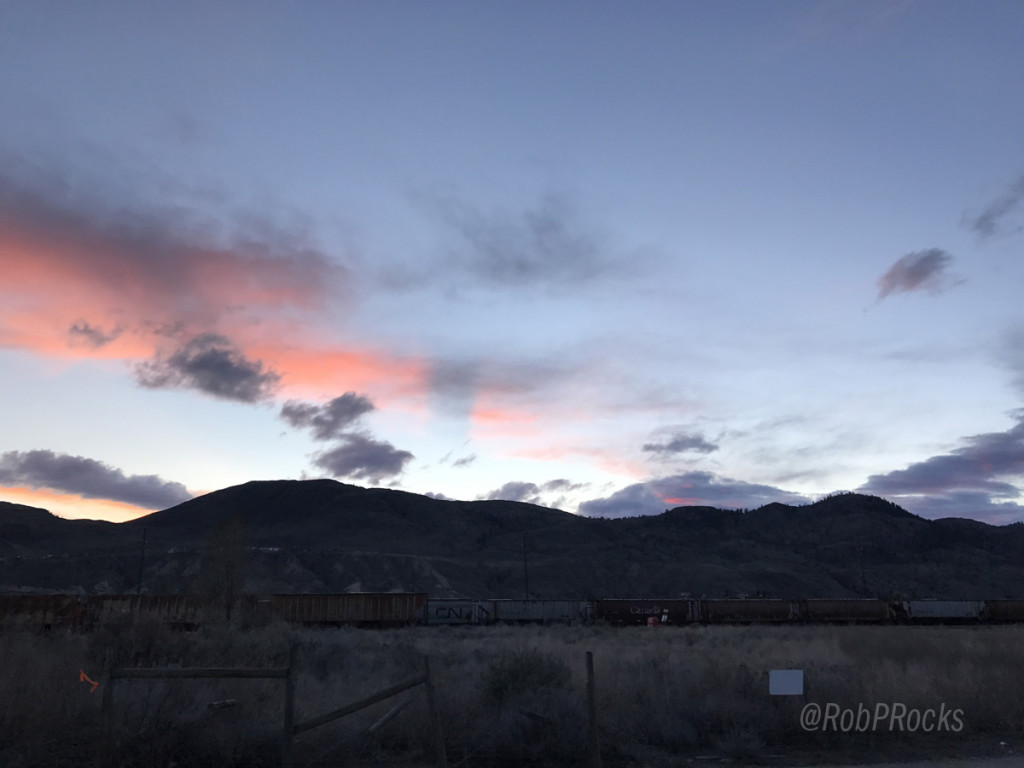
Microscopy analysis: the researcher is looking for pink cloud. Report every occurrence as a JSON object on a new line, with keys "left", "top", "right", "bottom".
{"left": 0, "top": 166, "right": 430, "bottom": 401}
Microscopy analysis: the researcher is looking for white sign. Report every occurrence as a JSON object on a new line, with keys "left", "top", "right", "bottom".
{"left": 769, "top": 669, "right": 804, "bottom": 696}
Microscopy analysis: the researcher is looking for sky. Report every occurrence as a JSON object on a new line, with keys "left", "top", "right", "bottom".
{"left": 1, "top": 1, "right": 1023, "bottom": 525}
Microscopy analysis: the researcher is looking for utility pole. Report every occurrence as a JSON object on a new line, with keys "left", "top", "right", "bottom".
{"left": 522, "top": 533, "right": 529, "bottom": 600}
{"left": 858, "top": 545, "right": 867, "bottom": 597}
{"left": 136, "top": 527, "right": 147, "bottom": 596}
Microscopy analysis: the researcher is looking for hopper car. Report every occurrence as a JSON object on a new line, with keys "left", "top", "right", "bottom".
{"left": 2, "top": 594, "right": 1024, "bottom": 631}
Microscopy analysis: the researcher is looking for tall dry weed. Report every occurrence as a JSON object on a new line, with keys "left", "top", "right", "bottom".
{"left": 3, "top": 622, "right": 1024, "bottom": 766}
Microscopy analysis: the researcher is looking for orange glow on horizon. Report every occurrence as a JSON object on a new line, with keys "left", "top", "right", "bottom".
{"left": 0, "top": 486, "right": 156, "bottom": 523}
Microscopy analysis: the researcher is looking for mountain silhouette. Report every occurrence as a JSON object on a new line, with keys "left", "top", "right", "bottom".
{"left": 2, "top": 483, "right": 1023, "bottom": 599}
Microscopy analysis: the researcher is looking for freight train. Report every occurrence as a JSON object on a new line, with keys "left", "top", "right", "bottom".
{"left": 2, "top": 594, "right": 1024, "bottom": 631}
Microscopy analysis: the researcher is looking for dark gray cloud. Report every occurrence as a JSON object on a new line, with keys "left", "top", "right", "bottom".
{"left": 643, "top": 430, "right": 718, "bottom": 456}
{"left": 859, "top": 419, "right": 1024, "bottom": 501}
{"left": 280, "top": 392, "right": 416, "bottom": 487}
{"left": 429, "top": 193, "right": 608, "bottom": 287}
{"left": 485, "top": 481, "right": 543, "bottom": 504}
{"left": 135, "top": 333, "right": 280, "bottom": 402}
{"left": 68, "top": 320, "right": 122, "bottom": 348}
{"left": 280, "top": 393, "right": 374, "bottom": 441}
{"left": 876, "top": 248, "right": 957, "bottom": 301}
{"left": 0, "top": 449, "right": 192, "bottom": 509}
{"left": 965, "top": 173, "right": 1024, "bottom": 240}
{"left": 312, "top": 434, "right": 414, "bottom": 485}
{"left": 483, "top": 478, "right": 591, "bottom": 508}
{"left": 452, "top": 454, "right": 477, "bottom": 468}
{"left": 577, "top": 472, "right": 810, "bottom": 518}
{"left": 538, "top": 478, "right": 589, "bottom": 493}
{"left": 891, "top": 490, "right": 1024, "bottom": 526}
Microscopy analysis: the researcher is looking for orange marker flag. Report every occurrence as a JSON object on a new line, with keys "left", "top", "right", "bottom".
{"left": 80, "top": 670, "right": 99, "bottom": 694}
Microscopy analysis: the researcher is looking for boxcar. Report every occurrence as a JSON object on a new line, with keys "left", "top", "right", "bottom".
{"left": 702, "top": 599, "right": 800, "bottom": 623}
{"left": 593, "top": 599, "right": 698, "bottom": 625}
{"left": 981, "top": 600, "right": 1024, "bottom": 623}
{"left": 490, "top": 600, "right": 589, "bottom": 624}
{"left": 906, "top": 600, "right": 983, "bottom": 622}
{"left": 0, "top": 594, "right": 88, "bottom": 630}
{"left": 803, "top": 599, "right": 891, "bottom": 623}
{"left": 270, "top": 593, "right": 427, "bottom": 626}
{"left": 88, "top": 594, "right": 206, "bottom": 629}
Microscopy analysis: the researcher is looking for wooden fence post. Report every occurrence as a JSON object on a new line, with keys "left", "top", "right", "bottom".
{"left": 423, "top": 656, "right": 448, "bottom": 768}
{"left": 586, "top": 651, "right": 602, "bottom": 768}
{"left": 99, "top": 662, "right": 114, "bottom": 768}
{"left": 281, "top": 641, "right": 295, "bottom": 768}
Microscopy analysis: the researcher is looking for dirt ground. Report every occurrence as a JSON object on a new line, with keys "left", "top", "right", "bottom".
{"left": 803, "top": 759, "right": 1024, "bottom": 768}
{"left": 600, "top": 735, "right": 1024, "bottom": 768}
{"left": 752, "top": 737, "right": 1024, "bottom": 768}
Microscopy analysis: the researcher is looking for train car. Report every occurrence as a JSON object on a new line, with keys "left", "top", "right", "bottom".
{"left": 490, "top": 600, "right": 590, "bottom": 624}
{"left": 702, "top": 599, "right": 800, "bottom": 623}
{"left": 981, "top": 600, "right": 1024, "bottom": 623}
{"left": 269, "top": 593, "right": 427, "bottom": 627}
{"left": 803, "top": 599, "right": 891, "bottom": 623}
{"left": 0, "top": 594, "right": 88, "bottom": 630}
{"left": 906, "top": 600, "right": 983, "bottom": 623}
{"left": 423, "top": 598, "right": 489, "bottom": 625}
{"left": 592, "top": 599, "right": 699, "bottom": 626}
{"left": 89, "top": 594, "right": 205, "bottom": 629}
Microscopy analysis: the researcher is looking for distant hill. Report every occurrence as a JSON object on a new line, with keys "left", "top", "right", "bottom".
{"left": 2, "top": 482, "right": 1024, "bottom": 599}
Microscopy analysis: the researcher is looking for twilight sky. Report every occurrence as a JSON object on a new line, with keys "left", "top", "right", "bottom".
{"left": 2, "top": 1, "right": 1023, "bottom": 524}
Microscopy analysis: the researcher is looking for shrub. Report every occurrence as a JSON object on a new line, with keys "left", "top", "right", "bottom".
{"left": 483, "top": 647, "right": 571, "bottom": 705}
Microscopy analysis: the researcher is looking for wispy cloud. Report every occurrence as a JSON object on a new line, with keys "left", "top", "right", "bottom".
{"left": 0, "top": 160, "right": 342, "bottom": 330}
{"left": 642, "top": 430, "right": 718, "bottom": 456}
{"left": 0, "top": 449, "right": 192, "bottom": 510}
{"left": 577, "top": 471, "right": 809, "bottom": 518}
{"left": 1002, "top": 328, "right": 1024, "bottom": 395}
{"left": 136, "top": 333, "right": 281, "bottom": 403}
{"left": 68, "top": 320, "right": 123, "bottom": 349}
{"left": 422, "top": 193, "right": 613, "bottom": 289}
{"left": 876, "top": 248, "right": 959, "bottom": 301}
{"left": 965, "top": 173, "right": 1024, "bottom": 240}
{"left": 785, "top": 0, "right": 920, "bottom": 49}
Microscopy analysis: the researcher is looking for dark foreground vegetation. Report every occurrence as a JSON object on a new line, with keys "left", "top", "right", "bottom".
{"left": 3, "top": 619, "right": 1024, "bottom": 767}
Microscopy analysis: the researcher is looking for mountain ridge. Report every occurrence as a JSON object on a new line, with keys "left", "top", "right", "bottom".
{"left": 2, "top": 482, "right": 1022, "bottom": 599}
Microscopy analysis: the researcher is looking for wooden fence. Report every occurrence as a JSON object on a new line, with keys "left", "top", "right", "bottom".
{"left": 99, "top": 649, "right": 604, "bottom": 767}
{"left": 99, "top": 650, "right": 447, "bottom": 767}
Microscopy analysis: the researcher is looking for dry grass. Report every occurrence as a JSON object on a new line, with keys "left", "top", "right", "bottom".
{"left": 2, "top": 621, "right": 1023, "bottom": 766}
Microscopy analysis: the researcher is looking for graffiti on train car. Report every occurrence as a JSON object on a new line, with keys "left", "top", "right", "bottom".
{"left": 3, "top": 593, "right": 1024, "bottom": 630}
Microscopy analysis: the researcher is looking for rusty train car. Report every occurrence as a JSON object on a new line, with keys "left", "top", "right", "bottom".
{"left": 3, "top": 594, "right": 1024, "bottom": 630}
{"left": 0, "top": 594, "right": 89, "bottom": 630}
{"left": 0, "top": 592, "right": 430, "bottom": 631}
{"left": 591, "top": 599, "right": 697, "bottom": 625}
{"left": 269, "top": 593, "right": 427, "bottom": 627}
